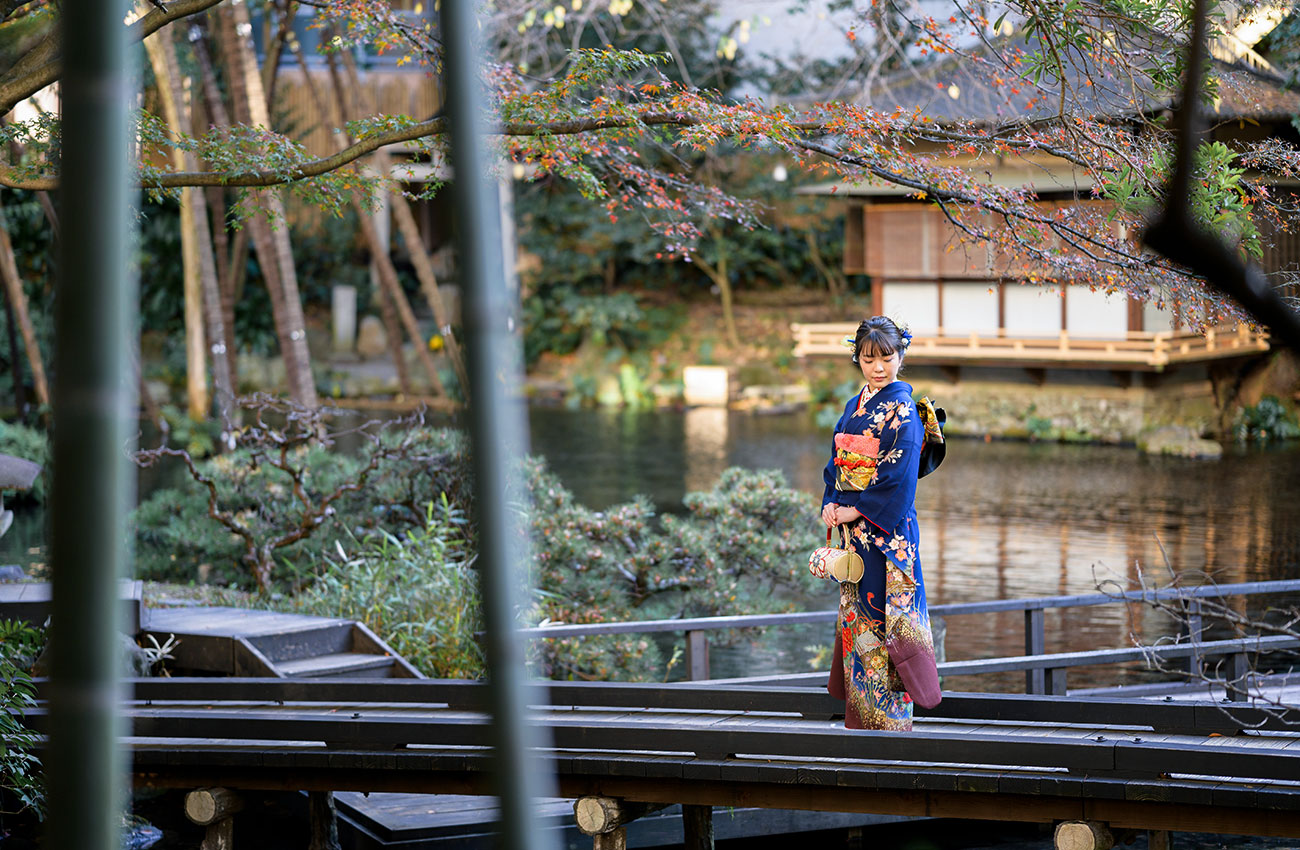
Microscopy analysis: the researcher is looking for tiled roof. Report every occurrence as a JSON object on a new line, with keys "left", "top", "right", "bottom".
{"left": 853, "top": 32, "right": 1300, "bottom": 124}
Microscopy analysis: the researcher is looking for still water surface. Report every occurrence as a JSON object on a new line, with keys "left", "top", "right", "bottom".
{"left": 4, "top": 405, "right": 1294, "bottom": 690}
{"left": 528, "top": 406, "right": 1300, "bottom": 689}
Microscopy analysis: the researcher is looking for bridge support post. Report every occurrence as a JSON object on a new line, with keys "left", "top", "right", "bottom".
{"left": 574, "top": 796, "right": 668, "bottom": 849}
{"left": 1184, "top": 599, "right": 1204, "bottom": 678}
{"left": 1054, "top": 820, "right": 1114, "bottom": 850}
{"left": 1025, "top": 609, "right": 1045, "bottom": 694}
{"left": 1148, "top": 830, "right": 1172, "bottom": 850}
{"left": 686, "top": 631, "right": 710, "bottom": 681}
{"left": 592, "top": 831, "right": 626, "bottom": 850}
{"left": 184, "top": 787, "right": 244, "bottom": 850}
{"left": 682, "top": 804, "right": 714, "bottom": 850}
{"left": 308, "top": 790, "right": 342, "bottom": 850}
{"left": 1228, "top": 652, "right": 1250, "bottom": 701}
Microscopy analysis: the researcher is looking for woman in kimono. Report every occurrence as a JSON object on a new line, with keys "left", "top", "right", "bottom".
{"left": 820, "top": 316, "right": 942, "bottom": 731}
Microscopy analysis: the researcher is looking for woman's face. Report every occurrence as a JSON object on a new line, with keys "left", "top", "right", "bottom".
{"left": 859, "top": 347, "right": 901, "bottom": 390}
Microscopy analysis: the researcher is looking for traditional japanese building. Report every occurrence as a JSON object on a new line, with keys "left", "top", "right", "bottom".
{"left": 795, "top": 22, "right": 1299, "bottom": 380}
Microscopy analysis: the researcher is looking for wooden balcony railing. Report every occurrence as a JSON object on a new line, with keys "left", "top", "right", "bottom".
{"left": 790, "top": 324, "right": 1269, "bottom": 370}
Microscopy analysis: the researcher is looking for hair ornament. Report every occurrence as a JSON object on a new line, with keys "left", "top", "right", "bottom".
{"left": 841, "top": 335, "right": 857, "bottom": 350}
{"left": 900, "top": 327, "right": 913, "bottom": 349}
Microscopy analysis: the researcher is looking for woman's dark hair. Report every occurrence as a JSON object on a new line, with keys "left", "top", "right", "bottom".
{"left": 851, "top": 316, "right": 909, "bottom": 364}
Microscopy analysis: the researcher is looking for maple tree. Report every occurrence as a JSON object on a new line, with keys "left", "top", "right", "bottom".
{"left": 0, "top": 0, "right": 1292, "bottom": 411}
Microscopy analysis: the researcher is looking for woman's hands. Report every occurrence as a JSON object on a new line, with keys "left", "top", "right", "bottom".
{"left": 821, "top": 503, "right": 863, "bottom": 527}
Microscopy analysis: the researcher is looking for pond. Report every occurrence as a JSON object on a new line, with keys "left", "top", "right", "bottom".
{"left": 527, "top": 406, "right": 1300, "bottom": 689}
{"left": 3, "top": 404, "right": 1295, "bottom": 691}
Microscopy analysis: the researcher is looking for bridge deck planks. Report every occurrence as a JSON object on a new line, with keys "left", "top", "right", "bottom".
{"left": 71, "top": 680, "right": 1300, "bottom": 839}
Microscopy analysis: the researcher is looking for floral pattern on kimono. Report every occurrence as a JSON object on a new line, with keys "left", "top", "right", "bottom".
{"left": 821, "top": 380, "right": 936, "bottom": 732}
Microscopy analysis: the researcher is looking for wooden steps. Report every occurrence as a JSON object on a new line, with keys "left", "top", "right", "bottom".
{"left": 142, "top": 606, "right": 422, "bottom": 679}
{"left": 276, "top": 652, "right": 401, "bottom": 678}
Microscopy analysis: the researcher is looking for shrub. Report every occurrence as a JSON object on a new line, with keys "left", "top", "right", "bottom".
{"left": 131, "top": 415, "right": 817, "bottom": 683}
{"left": 524, "top": 463, "right": 813, "bottom": 681}
{"left": 0, "top": 619, "right": 44, "bottom": 818}
{"left": 523, "top": 285, "right": 649, "bottom": 365}
{"left": 282, "top": 497, "right": 482, "bottom": 678}
{"left": 1233, "top": 396, "right": 1300, "bottom": 442}
{"left": 133, "top": 412, "right": 472, "bottom": 589}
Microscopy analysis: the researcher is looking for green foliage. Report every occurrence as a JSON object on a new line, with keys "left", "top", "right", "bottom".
{"left": 525, "top": 461, "right": 812, "bottom": 680}
{"left": 136, "top": 197, "right": 185, "bottom": 337}
{"left": 291, "top": 208, "right": 374, "bottom": 309}
{"left": 157, "top": 405, "right": 222, "bottom": 458}
{"left": 0, "top": 190, "right": 54, "bottom": 418}
{"left": 131, "top": 421, "right": 816, "bottom": 682}
{"left": 0, "top": 619, "right": 45, "bottom": 818}
{"left": 1103, "top": 142, "right": 1260, "bottom": 260}
{"left": 132, "top": 426, "right": 472, "bottom": 587}
{"left": 1233, "top": 396, "right": 1300, "bottom": 443}
{"left": 812, "top": 377, "right": 861, "bottom": 429}
{"left": 0, "top": 419, "right": 47, "bottom": 503}
{"left": 522, "top": 285, "right": 664, "bottom": 365}
{"left": 285, "top": 497, "right": 483, "bottom": 678}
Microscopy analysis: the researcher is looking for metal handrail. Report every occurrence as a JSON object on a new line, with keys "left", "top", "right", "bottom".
{"left": 521, "top": 579, "right": 1300, "bottom": 692}
{"left": 520, "top": 578, "right": 1300, "bottom": 637}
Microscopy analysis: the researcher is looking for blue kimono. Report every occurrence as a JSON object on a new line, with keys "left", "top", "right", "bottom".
{"left": 821, "top": 380, "right": 938, "bottom": 731}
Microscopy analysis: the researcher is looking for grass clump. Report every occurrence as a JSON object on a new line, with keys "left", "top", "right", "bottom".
{"left": 283, "top": 496, "right": 482, "bottom": 678}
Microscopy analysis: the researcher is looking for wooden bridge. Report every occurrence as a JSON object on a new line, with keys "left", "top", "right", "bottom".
{"left": 26, "top": 579, "right": 1300, "bottom": 848}
{"left": 37, "top": 675, "right": 1300, "bottom": 845}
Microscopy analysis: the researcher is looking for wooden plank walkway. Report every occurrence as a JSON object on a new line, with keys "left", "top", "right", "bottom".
{"left": 0, "top": 579, "right": 143, "bottom": 633}
{"left": 32, "top": 678, "right": 1300, "bottom": 840}
{"left": 142, "top": 606, "right": 422, "bottom": 679}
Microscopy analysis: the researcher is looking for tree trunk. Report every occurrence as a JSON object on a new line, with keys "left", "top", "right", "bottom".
{"left": 215, "top": 2, "right": 317, "bottom": 408}
{"left": 0, "top": 202, "right": 48, "bottom": 409}
{"left": 286, "top": 38, "right": 415, "bottom": 395}
{"left": 691, "top": 245, "right": 740, "bottom": 349}
{"left": 145, "top": 22, "right": 234, "bottom": 421}
{"left": 334, "top": 48, "right": 470, "bottom": 398}
{"left": 389, "top": 190, "right": 468, "bottom": 395}
{"left": 2, "top": 273, "right": 25, "bottom": 415}
{"left": 325, "top": 52, "right": 446, "bottom": 396}
{"left": 194, "top": 39, "right": 244, "bottom": 397}
{"left": 293, "top": 41, "right": 450, "bottom": 398}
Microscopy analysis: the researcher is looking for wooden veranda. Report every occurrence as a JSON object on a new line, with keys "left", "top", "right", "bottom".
{"left": 790, "top": 323, "right": 1270, "bottom": 371}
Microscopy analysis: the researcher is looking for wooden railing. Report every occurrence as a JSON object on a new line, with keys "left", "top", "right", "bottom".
{"left": 790, "top": 323, "right": 1270, "bottom": 369}
{"left": 520, "top": 579, "right": 1300, "bottom": 696}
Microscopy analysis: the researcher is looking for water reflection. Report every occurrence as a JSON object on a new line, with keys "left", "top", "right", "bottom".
{"left": 529, "top": 408, "right": 1300, "bottom": 688}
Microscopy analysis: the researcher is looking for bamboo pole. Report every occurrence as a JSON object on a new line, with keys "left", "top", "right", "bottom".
{"left": 45, "top": 1, "right": 135, "bottom": 849}
{"left": 441, "top": 2, "right": 558, "bottom": 849}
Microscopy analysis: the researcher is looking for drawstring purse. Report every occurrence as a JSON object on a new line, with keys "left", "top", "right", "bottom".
{"left": 807, "top": 525, "right": 864, "bottom": 584}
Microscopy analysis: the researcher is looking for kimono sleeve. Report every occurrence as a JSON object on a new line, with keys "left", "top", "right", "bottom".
{"left": 849, "top": 401, "right": 922, "bottom": 533}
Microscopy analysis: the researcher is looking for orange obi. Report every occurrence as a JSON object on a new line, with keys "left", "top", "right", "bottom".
{"left": 833, "top": 432, "right": 880, "bottom": 491}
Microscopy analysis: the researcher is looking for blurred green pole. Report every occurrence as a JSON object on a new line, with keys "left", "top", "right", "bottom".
{"left": 45, "top": 0, "right": 135, "bottom": 847}
{"left": 439, "top": 2, "right": 560, "bottom": 850}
